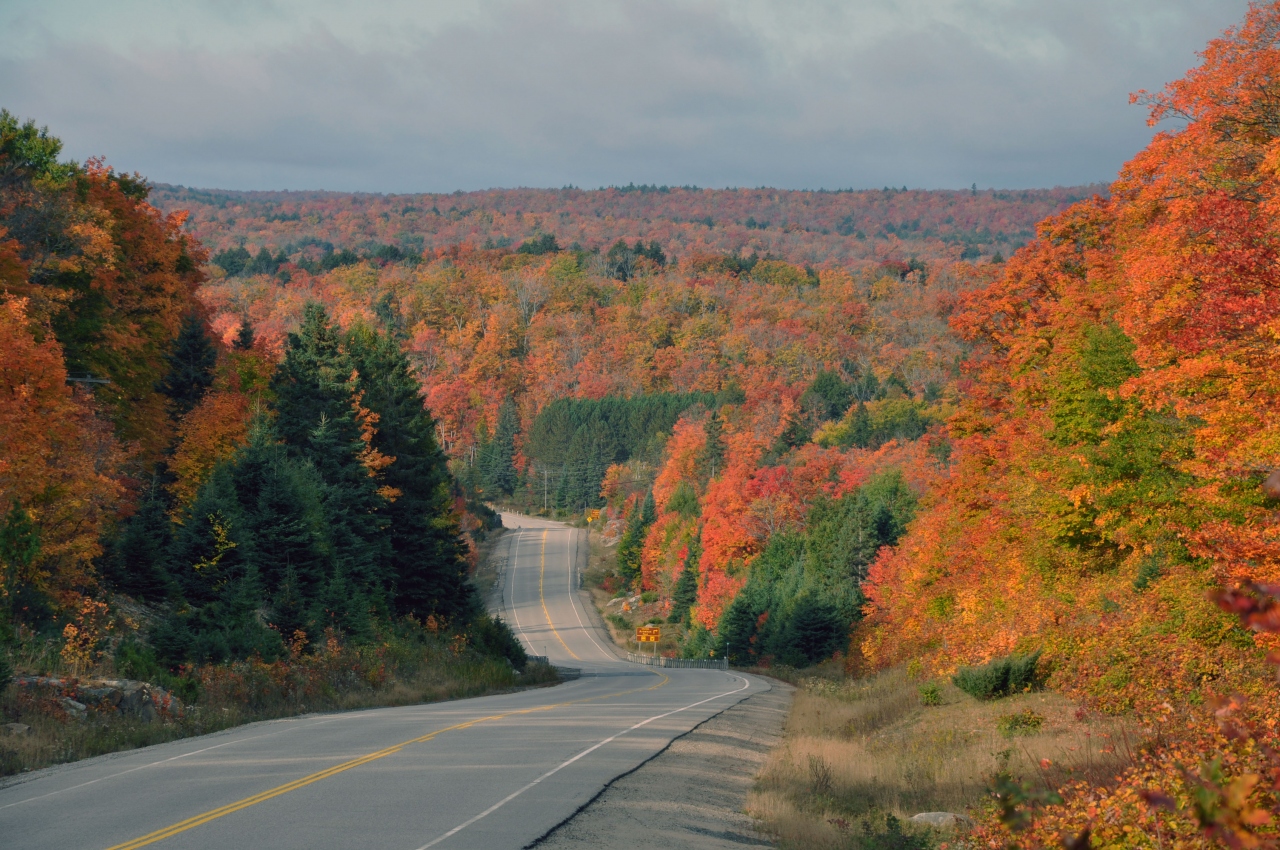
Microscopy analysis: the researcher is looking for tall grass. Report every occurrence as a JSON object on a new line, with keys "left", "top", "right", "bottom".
{"left": 747, "top": 667, "right": 1135, "bottom": 850}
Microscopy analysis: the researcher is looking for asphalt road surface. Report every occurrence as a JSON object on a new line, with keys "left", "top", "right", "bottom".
{"left": 0, "top": 514, "right": 765, "bottom": 849}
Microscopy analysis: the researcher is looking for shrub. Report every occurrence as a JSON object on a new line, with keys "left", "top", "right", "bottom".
{"left": 997, "top": 709, "right": 1045, "bottom": 736}
{"left": 640, "top": 591, "right": 657, "bottom": 604}
{"left": 857, "top": 813, "right": 935, "bottom": 850}
{"left": 115, "top": 638, "right": 163, "bottom": 682}
{"left": 467, "top": 614, "right": 528, "bottom": 671}
{"left": 808, "top": 754, "right": 833, "bottom": 796}
{"left": 607, "top": 613, "right": 629, "bottom": 632}
{"left": 952, "top": 651, "right": 1041, "bottom": 700}
{"left": 918, "top": 682, "right": 942, "bottom": 706}
{"left": 0, "top": 653, "right": 11, "bottom": 692}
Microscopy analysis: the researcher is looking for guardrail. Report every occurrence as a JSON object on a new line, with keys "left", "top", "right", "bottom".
{"left": 626, "top": 652, "right": 728, "bottom": 670}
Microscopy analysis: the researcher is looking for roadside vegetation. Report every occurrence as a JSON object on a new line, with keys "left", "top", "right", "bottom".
{"left": 0, "top": 115, "right": 543, "bottom": 779}
{"left": 1, "top": 623, "right": 557, "bottom": 777}
{"left": 746, "top": 665, "right": 1134, "bottom": 850}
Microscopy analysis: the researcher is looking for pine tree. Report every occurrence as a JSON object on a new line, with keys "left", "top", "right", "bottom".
{"left": 668, "top": 533, "right": 701, "bottom": 624}
{"left": 481, "top": 397, "right": 520, "bottom": 498}
{"left": 616, "top": 491, "right": 656, "bottom": 586}
{"left": 234, "top": 314, "right": 255, "bottom": 351}
{"left": 699, "top": 412, "right": 726, "bottom": 481}
{"left": 159, "top": 313, "right": 217, "bottom": 416}
{"left": 102, "top": 481, "right": 174, "bottom": 601}
{"left": 346, "top": 324, "right": 473, "bottom": 622}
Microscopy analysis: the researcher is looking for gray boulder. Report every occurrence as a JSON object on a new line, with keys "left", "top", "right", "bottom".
{"left": 3, "top": 722, "right": 30, "bottom": 736}
{"left": 910, "top": 812, "right": 974, "bottom": 831}
{"left": 59, "top": 697, "right": 87, "bottom": 717}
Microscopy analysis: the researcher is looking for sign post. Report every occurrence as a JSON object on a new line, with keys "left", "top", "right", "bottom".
{"left": 637, "top": 625, "right": 660, "bottom": 658}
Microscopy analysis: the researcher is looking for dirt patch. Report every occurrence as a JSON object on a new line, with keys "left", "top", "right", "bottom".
{"left": 534, "top": 680, "right": 794, "bottom": 849}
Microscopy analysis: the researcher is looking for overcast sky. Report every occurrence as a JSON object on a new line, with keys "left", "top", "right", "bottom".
{"left": 0, "top": 0, "right": 1253, "bottom": 192}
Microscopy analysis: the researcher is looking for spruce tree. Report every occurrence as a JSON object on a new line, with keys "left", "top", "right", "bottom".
{"left": 616, "top": 491, "right": 656, "bottom": 586}
{"left": 845, "top": 402, "right": 872, "bottom": 448}
{"left": 103, "top": 481, "right": 174, "bottom": 601}
{"left": 481, "top": 397, "right": 519, "bottom": 498}
{"left": 668, "top": 533, "right": 701, "bottom": 624}
{"left": 271, "top": 304, "right": 391, "bottom": 612}
{"left": 699, "top": 412, "right": 726, "bottom": 481}
{"left": 346, "top": 324, "right": 472, "bottom": 622}
{"left": 159, "top": 313, "right": 217, "bottom": 416}
{"left": 234, "top": 314, "right": 255, "bottom": 351}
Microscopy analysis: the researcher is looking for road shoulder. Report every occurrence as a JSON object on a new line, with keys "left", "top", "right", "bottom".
{"left": 533, "top": 678, "right": 795, "bottom": 849}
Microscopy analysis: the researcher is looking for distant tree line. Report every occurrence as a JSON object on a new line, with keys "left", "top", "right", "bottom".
{"left": 523, "top": 389, "right": 742, "bottom": 512}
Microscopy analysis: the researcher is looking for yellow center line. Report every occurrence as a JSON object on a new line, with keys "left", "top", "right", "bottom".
{"left": 105, "top": 672, "right": 669, "bottom": 850}
{"left": 540, "top": 530, "right": 579, "bottom": 660}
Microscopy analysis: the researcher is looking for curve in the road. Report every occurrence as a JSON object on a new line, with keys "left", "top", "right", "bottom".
{"left": 1, "top": 513, "right": 767, "bottom": 850}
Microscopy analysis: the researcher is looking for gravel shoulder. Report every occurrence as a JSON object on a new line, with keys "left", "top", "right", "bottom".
{"left": 533, "top": 678, "right": 795, "bottom": 849}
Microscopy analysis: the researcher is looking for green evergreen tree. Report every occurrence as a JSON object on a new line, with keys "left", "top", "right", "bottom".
{"left": 102, "top": 481, "right": 174, "bottom": 601}
{"left": 346, "top": 324, "right": 473, "bottom": 621}
{"left": 234, "top": 314, "right": 255, "bottom": 351}
{"left": 158, "top": 313, "right": 217, "bottom": 416}
{"left": 668, "top": 533, "right": 701, "bottom": 624}
{"left": 270, "top": 304, "right": 391, "bottom": 612}
{"left": 481, "top": 397, "right": 520, "bottom": 498}
{"left": 699, "top": 411, "right": 726, "bottom": 481}
{"left": 802, "top": 369, "right": 854, "bottom": 420}
{"left": 616, "top": 491, "right": 656, "bottom": 586}
{"left": 844, "top": 402, "right": 872, "bottom": 448}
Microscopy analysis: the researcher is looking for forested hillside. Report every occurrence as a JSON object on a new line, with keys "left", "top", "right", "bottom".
{"left": 153, "top": 183, "right": 1099, "bottom": 271}
{"left": 856, "top": 7, "right": 1280, "bottom": 845}
{"left": 0, "top": 109, "right": 522, "bottom": 718}
{"left": 5, "top": 3, "right": 1280, "bottom": 843}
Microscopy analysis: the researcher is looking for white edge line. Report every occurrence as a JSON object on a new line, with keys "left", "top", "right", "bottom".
{"left": 563, "top": 528, "right": 614, "bottom": 661}
{"left": 505, "top": 528, "right": 537, "bottom": 654}
{"left": 411, "top": 675, "right": 751, "bottom": 850}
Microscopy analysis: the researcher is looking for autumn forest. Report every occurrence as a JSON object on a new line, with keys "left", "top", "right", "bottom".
{"left": 6, "top": 3, "right": 1280, "bottom": 847}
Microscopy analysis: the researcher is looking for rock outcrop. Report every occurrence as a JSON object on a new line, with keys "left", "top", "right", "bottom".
{"left": 14, "top": 677, "right": 182, "bottom": 722}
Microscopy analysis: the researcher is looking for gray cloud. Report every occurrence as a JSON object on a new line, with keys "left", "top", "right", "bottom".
{"left": 0, "top": 0, "right": 1253, "bottom": 191}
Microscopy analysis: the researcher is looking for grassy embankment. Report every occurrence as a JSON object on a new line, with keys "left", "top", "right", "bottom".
{"left": 746, "top": 665, "right": 1136, "bottom": 849}
{"left": 0, "top": 531, "right": 557, "bottom": 778}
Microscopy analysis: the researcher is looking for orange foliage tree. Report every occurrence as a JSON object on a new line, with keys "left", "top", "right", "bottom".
{"left": 0, "top": 299, "right": 122, "bottom": 610}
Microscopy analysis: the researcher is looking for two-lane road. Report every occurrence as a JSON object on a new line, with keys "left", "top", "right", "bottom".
{"left": 1, "top": 516, "right": 766, "bottom": 849}
{"left": 498, "top": 513, "right": 619, "bottom": 670}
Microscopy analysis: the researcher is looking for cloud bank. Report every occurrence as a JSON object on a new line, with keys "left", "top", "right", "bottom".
{"left": 0, "top": 0, "right": 1252, "bottom": 191}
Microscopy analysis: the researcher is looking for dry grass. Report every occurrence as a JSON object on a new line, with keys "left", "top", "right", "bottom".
{"left": 747, "top": 667, "right": 1137, "bottom": 849}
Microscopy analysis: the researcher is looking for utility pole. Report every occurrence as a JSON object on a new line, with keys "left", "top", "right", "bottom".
{"left": 544, "top": 467, "right": 548, "bottom": 511}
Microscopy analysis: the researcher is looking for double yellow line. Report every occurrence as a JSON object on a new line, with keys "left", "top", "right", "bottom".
{"left": 105, "top": 672, "right": 669, "bottom": 849}
{"left": 538, "top": 530, "right": 579, "bottom": 660}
